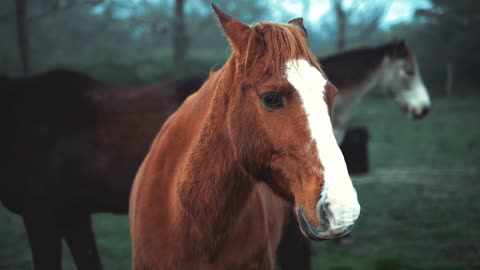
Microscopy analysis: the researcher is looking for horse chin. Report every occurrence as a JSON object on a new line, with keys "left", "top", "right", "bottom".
{"left": 295, "top": 206, "right": 353, "bottom": 241}
{"left": 403, "top": 105, "right": 430, "bottom": 120}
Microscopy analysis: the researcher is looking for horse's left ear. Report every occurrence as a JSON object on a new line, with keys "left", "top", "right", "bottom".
{"left": 288, "top": 17, "right": 308, "bottom": 38}
{"left": 391, "top": 38, "right": 407, "bottom": 48}
{"left": 212, "top": 3, "right": 250, "bottom": 53}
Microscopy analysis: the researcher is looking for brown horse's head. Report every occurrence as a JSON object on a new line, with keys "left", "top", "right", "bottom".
{"left": 212, "top": 5, "right": 360, "bottom": 240}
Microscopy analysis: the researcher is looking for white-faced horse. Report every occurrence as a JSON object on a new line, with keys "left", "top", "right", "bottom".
{"left": 320, "top": 40, "right": 431, "bottom": 143}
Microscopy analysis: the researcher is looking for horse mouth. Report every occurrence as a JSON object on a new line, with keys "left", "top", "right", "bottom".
{"left": 412, "top": 106, "right": 430, "bottom": 119}
{"left": 295, "top": 206, "right": 353, "bottom": 241}
{"left": 401, "top": 103, "right": 430, "bottom": 120}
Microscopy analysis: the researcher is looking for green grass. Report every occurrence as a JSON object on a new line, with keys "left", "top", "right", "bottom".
{"left": 312, "top": 95, "right": 480, "bottom": 270}
{"left": 1, "top": 95, "right": 480, "bottom": 269}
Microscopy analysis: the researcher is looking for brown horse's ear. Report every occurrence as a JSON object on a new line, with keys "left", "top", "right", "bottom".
{"left": 288, "top": 17, "right": 308, "bottom": 38}
{"left": 212, "top": 3, "right": 251, "bottom": 53}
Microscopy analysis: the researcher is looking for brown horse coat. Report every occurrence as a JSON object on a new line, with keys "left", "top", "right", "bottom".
{"left": 130, "top": 70, "right": 289, "bottom": 269}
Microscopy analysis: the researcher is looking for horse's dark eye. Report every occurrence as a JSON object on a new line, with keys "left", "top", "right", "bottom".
{"left": 405, "top": 67, "right": 415, "bottom": 76}
{"left": 260, "top": 92, "right": 284, "bottom": 110}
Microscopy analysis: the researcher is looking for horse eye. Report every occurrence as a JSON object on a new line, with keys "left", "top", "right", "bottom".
{"left": 405, "top": 67, "right": 415, "bottom": 76}
{"left": 260, "top": 92, "right": 284, "bottom": 110}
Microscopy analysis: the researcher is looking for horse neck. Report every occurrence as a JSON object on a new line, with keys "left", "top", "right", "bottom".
{"left": 175, "top": 63, "right": 256, "bottom": 255}
{"left": 329, "top": 50, "right": 388, "bottom": 142}
{"left": 323, "top": 47, "right": 392, "bottom": 94}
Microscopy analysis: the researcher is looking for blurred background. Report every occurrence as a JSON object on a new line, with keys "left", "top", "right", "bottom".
{"left": 0, "top": 0, "right": 479, "bottom": 269}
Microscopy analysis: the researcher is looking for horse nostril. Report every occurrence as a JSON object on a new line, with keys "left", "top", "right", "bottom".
{"left": 414, "top": 107, "right": 429, "bottom": 119}
{"left": 318, "top": 203, "right": 332, "bottom": 229}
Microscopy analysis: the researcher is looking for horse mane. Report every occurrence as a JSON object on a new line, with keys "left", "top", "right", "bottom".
{"left": 321, "top": 40, "right": 413, "bottom": 66}
{"left": 239, "top": 22, "right": 321, "bottom": 81}
{"left": 319, "top": 40, "right": 414, "bottom": 90}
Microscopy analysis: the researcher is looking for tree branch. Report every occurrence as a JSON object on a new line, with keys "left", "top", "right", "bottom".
{"left": 0, "top": 0, "right": 105, "bottom": 24}
{"left": 28, "top": 0, "right": 104, "bottom": 22}
{"left": 414, "top": 8, "right": 476, "bottom": 27}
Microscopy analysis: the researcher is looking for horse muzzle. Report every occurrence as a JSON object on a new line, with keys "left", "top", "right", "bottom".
{"left": 411, "top": 106, "right": 429, "bottom": 119}
{"left": 296, "top": 202, "right": 358, "bottom": 240}
{"left": 402, "top": 105, "right": 430, "bottom": 120}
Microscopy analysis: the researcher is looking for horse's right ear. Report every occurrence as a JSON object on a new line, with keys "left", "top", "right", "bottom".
{"left": 212, "top": 3, "right": 250, "bottom": 53}
{"left": 288, "top": 18, "right": 308, "bottom": 38}
{"left": 390, "top": 37, "right": 406, "bottom": 47}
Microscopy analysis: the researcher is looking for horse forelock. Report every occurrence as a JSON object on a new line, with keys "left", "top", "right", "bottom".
{"left": 231, "top": 22, "right": 320, "bottom": 83}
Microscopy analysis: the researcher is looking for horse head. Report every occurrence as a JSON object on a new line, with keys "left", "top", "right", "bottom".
{"left": 212, "top": 4, "right": 360, "bottom": 240}
{"left": 380, "top": 40, "right": 431, "bottom": 119}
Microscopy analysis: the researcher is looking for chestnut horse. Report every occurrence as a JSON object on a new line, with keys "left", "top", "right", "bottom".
{"left": 321, "top": 40, "right": 431, "bottom": 143}
{"left": 129, "top": 5, "right": 360, "bottom": 270}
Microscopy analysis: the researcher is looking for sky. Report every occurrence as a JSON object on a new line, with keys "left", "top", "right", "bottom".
{"left": 95, "top": 0, "right": 433, "bottom": 29}
{"left": 280, "top": 0, "right": 432, "bottom": 28}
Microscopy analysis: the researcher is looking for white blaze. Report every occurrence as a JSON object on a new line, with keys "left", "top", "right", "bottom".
{"left": 382, "top": 58, "right": 431, "bottom": 117}
{"left": 285, "top": 59, "right": 360, "bottom": 231}
{"left": 397, "top": 66, "right": 431, "bottom": 116}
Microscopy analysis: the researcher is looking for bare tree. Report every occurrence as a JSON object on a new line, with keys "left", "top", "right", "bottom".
{"left": 415, "top": 7, "right": 480, "bottom": 95}
{"left": 302, "top": 0, "right": 310, "bottom": 21}
{"left": 15, "top": 0, "right": 29, "bottom": 75}
{"left": 332, "top": 0, "right": 347, "bottom": 51}
{"left": 4, "top": 0, "right": 105, "bottom": 76}
{"left": 327, "top": 0, "right": 389, "bottom": 51}
{"left": 173, "top": 0, "right": 188, "bottom": 78}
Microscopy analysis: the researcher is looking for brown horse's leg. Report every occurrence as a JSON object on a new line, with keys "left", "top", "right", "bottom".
{"left": 277, "top": 210, "right": 312, "bottom": 270}
{"left": 22, "top": 211, "right": 62, "bottom": 270}
{"left": 60, "top": 214, "right": 102, "bottom": 270}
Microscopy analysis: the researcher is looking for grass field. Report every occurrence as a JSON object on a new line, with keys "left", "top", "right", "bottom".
{"left": 1, "top": 95, "right": 479, "bottom": 270}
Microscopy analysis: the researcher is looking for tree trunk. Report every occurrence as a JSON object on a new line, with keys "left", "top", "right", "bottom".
{"left": 15, "top": 0, "right": 30, "bottom": 76}
{"left": 333, "top": 0, "right": 347, "bottom": 51}
{"left": 173, "top": 0, "right": 187, "bottom": 78}
{"left": 444, "top": 31, "right": 455, "bottom": 96}
{"left": 445, "top": 60, "right": 454, "bottom": 96}
{"left": 302, "top": 0, "right": 310, "bottom": 20}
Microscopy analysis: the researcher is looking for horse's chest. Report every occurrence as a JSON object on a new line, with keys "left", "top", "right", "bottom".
{"left": 217, "top": 185, "right": 287, "bottom": 269}
{"left": 221, "top": 247, "right": 273, "bottom": 270}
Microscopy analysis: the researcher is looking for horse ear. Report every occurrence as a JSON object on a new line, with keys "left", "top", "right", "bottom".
{"left": 386, "top": 39, "right": 409, "bottom": 58}
{"left": 212, "top": 3, "right": 250, "bottom": 53}
{"left": 393, "top": 39, "right": 408, "bottom": 52}
{"left": 391, "top": 38, "right": 406, "bottom": 47}
{"left": 288, "top": 17, "right": 308, "bottom": 38}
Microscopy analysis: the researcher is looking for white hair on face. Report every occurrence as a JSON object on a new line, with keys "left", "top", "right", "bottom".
{"left": 285, "top": 59, "right": 360, "bottom": 231}
{"left": 398, "top": 62, "right": 431, "bottom": 115}
{"left": 381, "top": 58, "right": 431, "bottom": 117}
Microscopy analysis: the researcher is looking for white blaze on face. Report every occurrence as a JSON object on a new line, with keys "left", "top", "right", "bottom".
{"left": 285, "top": 59, "right": 360, "bottom": 231}
{"left": 383, "top": 58, "right": 431, "bottom": 118}
{"left": 397, "top": 63, "right": 431, "bottom": 116}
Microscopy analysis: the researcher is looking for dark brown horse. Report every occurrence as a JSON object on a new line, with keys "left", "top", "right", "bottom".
{"left": 0, "top": 69, "right": 208, "bottom": 270}
{"left": 1, "top": 69, "right": 105, "bottom": 269}
{"left": 130, "top": 5, "right": 360, "bottom": 269}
